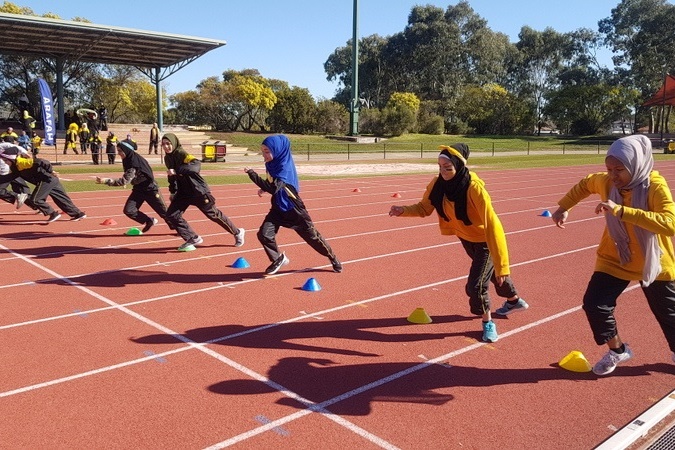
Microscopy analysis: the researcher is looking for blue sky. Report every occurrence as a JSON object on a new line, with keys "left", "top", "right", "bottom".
{"left": 29, "top": 0, "right": 622, "bottom": 100}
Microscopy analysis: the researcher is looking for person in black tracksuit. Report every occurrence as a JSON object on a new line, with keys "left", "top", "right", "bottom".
{"left": 0, "top": 148, "right": 86, "bottom": 223}
{"left": 244, "top": 134, "right": 342, "bottom": 275}
{"left": 96, "top": 139, "right": 169, "bottom": 233}
{"left": 161, "top": 133, "right": 245, "bottom": 251}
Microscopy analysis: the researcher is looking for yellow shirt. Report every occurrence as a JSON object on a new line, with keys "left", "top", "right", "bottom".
{"left": 558, "top": 171, "right": 675, "bottom": 281}
{"left": 400, "top": 172, "right": 511, "bottom": 276}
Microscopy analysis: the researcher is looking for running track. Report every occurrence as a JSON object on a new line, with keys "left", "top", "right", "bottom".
{"left": 1, "top": 161, "right": 674, "bottom": 449}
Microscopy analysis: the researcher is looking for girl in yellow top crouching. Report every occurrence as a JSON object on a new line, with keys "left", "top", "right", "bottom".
{"left": 389, "top": 144, "right": 528, "bottom": 343}
{"left": 552, "top": 134, "right": 675, "bottom": 376}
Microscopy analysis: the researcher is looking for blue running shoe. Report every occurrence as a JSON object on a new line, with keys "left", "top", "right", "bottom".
{"left": 482, "top": 320, "right": 498, "bottom": 343}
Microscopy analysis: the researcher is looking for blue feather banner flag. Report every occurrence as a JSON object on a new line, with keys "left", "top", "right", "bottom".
{"left": 37, "top": 78, "right": 55, "bottom": 146}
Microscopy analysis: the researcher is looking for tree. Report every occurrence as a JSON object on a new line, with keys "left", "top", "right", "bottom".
{"left": 267, "top": 87, "right": 316, "bottom": 134}
{"left": 599, "top": 0, "right": 675, "bottom": 132}
{"left": 315, "top": 100, "right": 349, "bottom": 135}
{"left": 455, "top": 83, "right": 529, "bottom": 134}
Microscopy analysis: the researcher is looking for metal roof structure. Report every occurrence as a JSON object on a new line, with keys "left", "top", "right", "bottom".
{"left": 0, "top": 12, "right": 227, "bottom": 129}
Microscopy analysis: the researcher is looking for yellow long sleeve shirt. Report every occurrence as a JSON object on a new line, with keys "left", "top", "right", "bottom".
{"left": 399, "top": 172, "right": 511, "bottom": 277}
{"left": 558, "top": 171, "right": 675, "bottom": 281}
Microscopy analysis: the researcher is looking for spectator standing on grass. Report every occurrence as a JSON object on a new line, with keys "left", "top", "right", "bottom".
{"left": 149, "top": 123, "right": 159, "bottom": 155}
{"left": 0, "top": 145, "right": 86, "bottom": 223}
{"left": 244, "top": 134, "right": 342, "bottom": 275}
{"left": 30, "top": 131, "right": 41, "bottom": 156}
{"left": 106, "top": 131, "right": 117, "bottom": 164}
{"left": 79, "top": 123, "right": 90, "bottom": 155}
{"left": 89, "top": 131, "right": 102, "bottom": 165}
{"left": 96, "top": 139, "right": 168, "bottom": 233}
{"left": 22, "top": 109, "right": 35, "bottom": 133}
{"left": 63, "top": 122, "right": 79, "bottom": 155}
{"left": 98, "top": 105, "right": 108, "bottom": 131}
{"left": 389, "top": 144, "right": 528, "bottom": 343}
{"left": 162, "top": 132, "right": 245, "bottom": 251}
{"left": 551, "top": 134, "right": 675, "bottom": 375}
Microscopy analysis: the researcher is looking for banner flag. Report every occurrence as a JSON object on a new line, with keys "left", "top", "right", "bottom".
{"left": 37, "top": 78, "right": 55, "bottom": 146}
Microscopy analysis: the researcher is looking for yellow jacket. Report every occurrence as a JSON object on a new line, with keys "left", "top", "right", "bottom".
{"left": 399, "top": 172, "right": 511, "bottom": 276}
{"left": 558, "top": 171, "right": 675, "bottom": 281}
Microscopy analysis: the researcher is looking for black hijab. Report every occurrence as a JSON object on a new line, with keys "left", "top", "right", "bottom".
{"left": 118, "top": 139, "right": 154, "bottom": 185}
{"left": 429, "top": 143, "right": 472, "bottom": 225}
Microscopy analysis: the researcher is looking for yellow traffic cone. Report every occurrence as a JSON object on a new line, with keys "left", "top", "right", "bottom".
{"left": 559, "top": 350, "right": 592, "bottom": 372}
{"left": 407, "top": 307, "right": 432, "bottom": 324}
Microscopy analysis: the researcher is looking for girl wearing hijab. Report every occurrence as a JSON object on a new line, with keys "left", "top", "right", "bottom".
{"left": 96, "top": 139, "right": 168, "bottom": 233}
{"left": 162, "top": 133, "right": 245, "bottom": 251}
{"left": 552, "top": 134, "right": 675, "bottom": 375}
{"left": 389, "top": 144, "right": 527, "bottom": 343}
{"left": 244, "top": 134, "right": 342, "bottom": 275}
{"left": 0, "top": 145, "right": 86, "bottom": 223}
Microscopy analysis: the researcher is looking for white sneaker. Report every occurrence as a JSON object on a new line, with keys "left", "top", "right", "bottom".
{"left": 593, "top": 344, "right": 634, "bottom": 376}
{"left": 15, "top": 193, "right": 28, "bottom": 210}
{"left": 234, "top": 228, "right": 245, "bottom": 247}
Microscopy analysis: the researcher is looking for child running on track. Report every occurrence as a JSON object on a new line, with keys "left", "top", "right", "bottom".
{"left": 96, "top": 138, "right": 169, "bottom": 233}
{"left": 552, "top": 134, "right": 675, "bottom": 375}
{"left": 389, "top": 144, "right": 527, "bottom": 343}
{"left": 244, "top": 134, "right": 342, "bottom": 275}
{"left": 162, "top": 133, "right": 245, "bottom": 251}
{"left": 0, "top": 146, "right": 86, "bottom": 223}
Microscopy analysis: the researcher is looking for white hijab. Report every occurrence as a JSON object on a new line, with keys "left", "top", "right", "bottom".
{"left": 606, "top": 134, "right": 661, "bottom": 285}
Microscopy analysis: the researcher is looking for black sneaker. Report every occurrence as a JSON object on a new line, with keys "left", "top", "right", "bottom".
{"left": 47, "top": 211, "right": 61, "bottom": 223}
{"left": 142, "top": 217, "right": 159, "bottom": 233}
{"left": 330, "top": 256, "right": 342, "bottom": 273}
{"left": 71, "top": 212, "right": 87, "bottom": 221}
{"left": 265, "top": 253, "right": 289, "bottom": 275}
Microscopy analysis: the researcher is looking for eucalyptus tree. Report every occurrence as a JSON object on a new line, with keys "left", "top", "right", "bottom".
{"left": 512, "top": 26, "right": 574, "bottom": 134}
{"left": 324, "top": 34, "right": 389, "bottom": 108}
{"left": 267, "top": 86, "right": 317, "bottom": 134}
{"left": 599, "top": 0, "right": 675, "bottom": 132}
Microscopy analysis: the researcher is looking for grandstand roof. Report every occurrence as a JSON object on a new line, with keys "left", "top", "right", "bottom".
{"left": 0, "top": 12, "right": 226, "bottom": 71}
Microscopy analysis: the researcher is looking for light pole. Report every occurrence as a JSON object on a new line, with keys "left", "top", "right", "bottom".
{"left": 349, "top": 0, "right": 359, "bottom": 136}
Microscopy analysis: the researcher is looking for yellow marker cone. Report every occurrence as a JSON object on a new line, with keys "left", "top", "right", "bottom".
{"left": 407, "top": 307, "right": 432, "bottom": 324}
{"left": 559, "top": 350, "right": 592, "bottom": 372}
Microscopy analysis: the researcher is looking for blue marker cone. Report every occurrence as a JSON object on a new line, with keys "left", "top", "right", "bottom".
{"left": 232, "top": 257, "right": 250, "bottom": 269}
{"left": 302, "top": 277, "right": 322, "bottom": 292}
{"left": 540, "top": 210, "right": 552, "bottom": 218}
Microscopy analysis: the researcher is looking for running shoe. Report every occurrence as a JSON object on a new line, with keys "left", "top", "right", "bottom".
{"left": 495, "top": 298, "right": 529, "bottom": 316}
{"left": 234, "top": 228, "right": 245, "bottom": 247}
{"left": 592, "top": 344, "right": 633, "bottom": 376}
{"left": 265, "top": 253, "right": 289, "bottom": 275}
{"left": 482, "top": 320, "right": 498, "bottom": 343}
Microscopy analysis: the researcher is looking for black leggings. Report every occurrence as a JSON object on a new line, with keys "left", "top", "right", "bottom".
{"left": 460, "top": 238, "right": 518, "bottom": 315}
{"left": 583, "top": 271, "right": 675, "bottom": 351}
{"left": 257, "top": 206, "right": 336, "bottom": 262}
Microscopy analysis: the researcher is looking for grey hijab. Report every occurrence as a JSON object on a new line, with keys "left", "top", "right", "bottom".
{"left": 606, "top": 134, "right": 661, "bottom": 285}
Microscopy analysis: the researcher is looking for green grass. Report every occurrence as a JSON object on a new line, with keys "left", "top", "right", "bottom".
{"left": 47, "top": 133, "right": 674, "bottom": 192}
{"left": 208, "top": 131, "right": 620, "bottom": 154}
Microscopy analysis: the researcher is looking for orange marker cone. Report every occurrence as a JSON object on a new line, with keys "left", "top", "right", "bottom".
{"left": 352, "top": 188, "right": 361, "bottom": 193}
{"left": 392, "top": 193, "right": 402, "bottom": 198}
{"left": 101, "top": 218, "right": 117, "bottom": 226}
{"left": 407, "top": 307, "right": 432, "bottom": 324}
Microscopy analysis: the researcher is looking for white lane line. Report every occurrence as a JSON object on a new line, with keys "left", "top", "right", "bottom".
{"left": 0, "top": 244, "right": 401, "bottom": 449}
